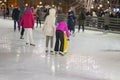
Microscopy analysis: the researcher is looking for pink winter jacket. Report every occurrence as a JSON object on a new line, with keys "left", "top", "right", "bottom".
{"left": 56, "top": 21, "right": 70, "bottom": 38}
{"left": 19, "top": 11, "right": 34, "bottom": 28}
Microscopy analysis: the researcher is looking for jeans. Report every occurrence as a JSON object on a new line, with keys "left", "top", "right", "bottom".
{"left": 14, "top": 20, "right": 20, "bottom": 31}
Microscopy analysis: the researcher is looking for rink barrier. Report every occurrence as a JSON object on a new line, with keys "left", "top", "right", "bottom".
{"left": 84, "top": 16, "right": 120, "bottom": 31}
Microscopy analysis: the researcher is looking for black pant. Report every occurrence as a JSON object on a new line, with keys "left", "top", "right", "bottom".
{"left": 21, "top": 26, "right": 25, "bottom": 36}
{"left": 54, "top": 30, "right": 64, "bottom": 52}
{"left": 78, "top": 24, "right": 84, "bottom": 32}
{"left": 36, "top": 17, "right": 41, "bottom": 27}
{"left": 3, "top": 14, "right": 6, "bottom": 19}
{"left": 104, "top": 25, "right": 109, "bottom": 30}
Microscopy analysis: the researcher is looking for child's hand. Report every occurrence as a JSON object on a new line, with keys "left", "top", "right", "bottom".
{"left": 67, "top": 38, "right": 70, "bottom": 41}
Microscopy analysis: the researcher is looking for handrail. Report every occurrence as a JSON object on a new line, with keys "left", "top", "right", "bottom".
{"left": 84, "top": 16, "right": 120, "bottom": 30}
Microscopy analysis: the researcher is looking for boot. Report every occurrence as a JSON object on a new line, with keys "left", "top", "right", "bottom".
{"left": 20, "top": 35, "right": 24, "bottom": 39}
{"left": 59, "top": 51, "right": 64, "bottom": 56}
{"left": 30, "top": 43, "right": 35, "bottom": 46}
{"left": 50, "top": 48, "right": 53, "bottom": 53}
{"left": 45, "top": 47, "right": 48, "bottom": 53}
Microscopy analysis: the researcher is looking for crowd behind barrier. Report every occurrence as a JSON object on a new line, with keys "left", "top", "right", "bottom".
{"left": 0, "top": 8, "right": 120, "bottom": 32}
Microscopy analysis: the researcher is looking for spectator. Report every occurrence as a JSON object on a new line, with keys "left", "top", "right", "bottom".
{"left": 104, "top": 12, "right": 110, "bottom": 31}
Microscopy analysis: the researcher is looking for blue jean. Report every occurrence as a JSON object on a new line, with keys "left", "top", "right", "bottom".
{"left": 14, "top": 20, "right": 20, "bottom": 31}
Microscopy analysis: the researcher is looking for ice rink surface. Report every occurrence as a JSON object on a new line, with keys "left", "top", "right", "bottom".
{"left": 0, "top": 18, "right": 120, "bottom": 80}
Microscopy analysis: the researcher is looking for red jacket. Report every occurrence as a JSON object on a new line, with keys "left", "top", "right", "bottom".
{"left": 19, "top": 11, "right": 34, "bottom": 28}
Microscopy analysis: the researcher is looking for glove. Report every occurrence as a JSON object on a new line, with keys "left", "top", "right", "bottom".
{"left": 67, "top": 38, "right": 70, "bottom": 41}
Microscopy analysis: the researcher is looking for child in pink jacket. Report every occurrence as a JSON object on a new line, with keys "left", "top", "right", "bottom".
{"left": 19, "top": 8, "right": 35, "bottom": 46}
{"left": 54, "top": 20, "right": 70, "bottom": 56}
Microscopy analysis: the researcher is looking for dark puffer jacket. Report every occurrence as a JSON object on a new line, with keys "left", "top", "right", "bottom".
{"left": 67, "top": 11, "right": 76, "bottom": 31}
{"left": 12, "top": 8, "right": 20, "bottom": 21}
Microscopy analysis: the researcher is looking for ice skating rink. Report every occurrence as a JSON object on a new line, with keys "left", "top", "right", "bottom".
{"left": 0, "top": 18, "right": 120, "bottom": 80}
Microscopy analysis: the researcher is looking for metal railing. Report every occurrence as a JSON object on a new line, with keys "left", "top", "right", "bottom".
{"left": 85, "top": 16, "right": 120, "bottom": 31}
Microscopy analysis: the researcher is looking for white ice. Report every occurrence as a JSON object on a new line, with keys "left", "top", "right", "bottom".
{"left": 0, "top": 18, "right": 120, "bottom": 80}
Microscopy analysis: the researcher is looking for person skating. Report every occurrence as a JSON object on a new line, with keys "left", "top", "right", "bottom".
{"left": 54, "top": 18, "right": 70, "bottom": 56}
{"left": 67, "top": 10, "right": 76, "bottom": 35}
{"left": 19, "top": 5, "right": 26, "bottom": 39}
{"left": 43, "top": 8, "right": 56, "bottom": 53}
{"left": 12, "top": 6, "right": 20, "bottom": 32}
{"left": 19, "top": 8, "right": 35, "bottom": 46}
{"left": 36, "top": 7, "right": 42, "bottom": 28}
{"left": 77, "top": 11, "right": 86, "bottom": 32}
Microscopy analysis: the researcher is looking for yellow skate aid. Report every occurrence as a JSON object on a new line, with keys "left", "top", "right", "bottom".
{"left": 64, "top": 33, "right": 68, "bottom": 52}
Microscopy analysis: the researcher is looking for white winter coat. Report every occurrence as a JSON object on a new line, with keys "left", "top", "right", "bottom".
{"left": 43, "top": 8, "right": 56, "bottom": 36}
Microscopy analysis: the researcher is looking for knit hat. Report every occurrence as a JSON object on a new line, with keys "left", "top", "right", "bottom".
{"left": 57, "top": 16, "right": 66, "bottom": 23}
{"left": 27, "top": 8, "right": 32, "bottom": 12}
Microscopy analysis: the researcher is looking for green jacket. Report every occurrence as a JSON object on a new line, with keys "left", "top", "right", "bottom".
{"left": 37, "top": 9, "right": 42, "bottom": 18}
{"left": 77, "top": 13, "right": 85, "bottom": 25}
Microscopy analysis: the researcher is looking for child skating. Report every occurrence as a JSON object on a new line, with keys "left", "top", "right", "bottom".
{"left": 54, "top": 19, "right": 70, "bottom": 56}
